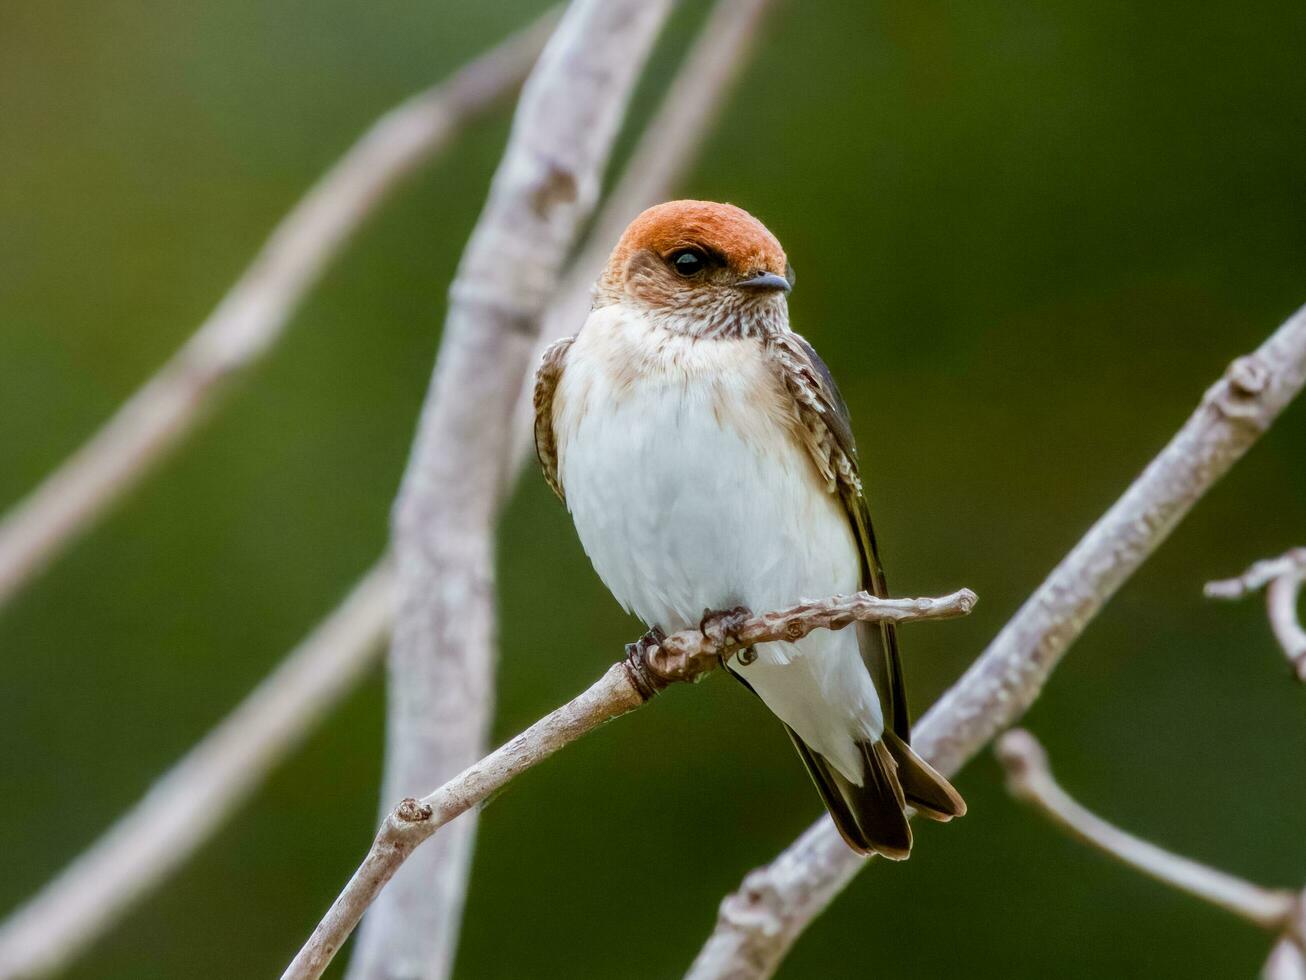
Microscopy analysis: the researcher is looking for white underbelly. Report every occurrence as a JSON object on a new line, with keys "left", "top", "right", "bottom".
{"left": 560, "top": 377, "right": 853, "bottom": 632}
{"left": 554, "top": 325, "right": 883, "bottom": 776}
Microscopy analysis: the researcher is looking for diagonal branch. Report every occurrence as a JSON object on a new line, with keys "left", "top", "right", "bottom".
{"left": 995, "top": 729, "right": 1298, "bottom": 930}
{"left": 997, "top": 729, "right": 1306, "bottom": 980}
{"left": 0, "top": 563, "right": 393, "bottom": 980}
{"left": 1206, "top": 548, "right": 1306, "bottom": 681}
{"left": 351, "top": 4, "right": 675, "bottom": 979}
{"left": 510, "top": 0, "right": 781, "bottom": 463}
{"left": 0, "top": 12, "right": 556, "bottom": 612}
{"left": 281, "top": 588, "right": 976, "bottom": 980}
{"left": 0, "top": 5, "right": 777, "bottom": 976}
{"left": 686, "top": 302, "right": 1306, "bottom": 980}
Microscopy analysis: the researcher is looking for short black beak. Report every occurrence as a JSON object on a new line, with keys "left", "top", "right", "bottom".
{"left": 736, "top": 272, "right": 792, "bottom": 294}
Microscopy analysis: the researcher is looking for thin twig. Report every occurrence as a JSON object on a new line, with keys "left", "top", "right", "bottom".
{"left": 0, "top": 5, "right": 776, "bottom": 975}
{"left": 1206, "top": 549, "right": 1306, "bottom": 681}
{"left": 1268, "top": 575, "right": 1306, "bottom": 682}
{"left": 687, "top": 302, "right": 1306, "bottom": 980}
{"left": 281, "top": 588, "right": 976, "bottom": 980}
{"left": 351, "top": 4, "right": 675, "bottom": 979}
{"left": 0, "top": 12, "right": 556, "bottom": 613}
{"left": 997, "top": 729, "right": 1306, "bottom": 980}
{"left": 995, "top": 729, "right": 1298, "bottom": 930}
{"left": 1205, "top": 550, "right": 1306, "bottom": 598}
{"left": 0, "top": 564, "right": 393, "bottom": 980}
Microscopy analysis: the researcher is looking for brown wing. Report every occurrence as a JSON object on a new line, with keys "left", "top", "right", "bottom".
{"left": 762, "top": 330, "right": 911, "bottom": 742}
{"left": 532, "top": 335, "right": 575, "bottom": 504}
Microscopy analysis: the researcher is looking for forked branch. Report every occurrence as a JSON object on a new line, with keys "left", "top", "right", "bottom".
{"left": 0, "top": 12, "right": 556, "bottom": 611}
{"left": 0, "top": 4, "right": 778, "bottom": 976}
{"left": 280, "top": 588, "right": 976, "bottom": 980}
{"left": 996, "top": 729, "right": 1305, "bottom": 978}
{"left": 687, "top": 302, "right": 1306, "bottom": 980}
{"left": 1207, "top": 548, "right": 1306, "bottom": 681}
{"left": 996, "top": 729, "right": 1297, "bottom": 930}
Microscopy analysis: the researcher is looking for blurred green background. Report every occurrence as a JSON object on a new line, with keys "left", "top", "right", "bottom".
{"left": 3, "top": 1, "right": 1305, "bottom": 976}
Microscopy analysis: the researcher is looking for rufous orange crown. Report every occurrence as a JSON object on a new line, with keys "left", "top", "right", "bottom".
{"left": 607, "top": 200, "right": 787, "bottom": 280}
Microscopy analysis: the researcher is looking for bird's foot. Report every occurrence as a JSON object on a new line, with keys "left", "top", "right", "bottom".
{"left": 699, "top": 605, "right": 755, "bottom": 663}
{"left": 623, "top": 627, "right": 668, "bottom": 700}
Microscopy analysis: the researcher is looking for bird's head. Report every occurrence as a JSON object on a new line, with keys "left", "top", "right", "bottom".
{"left": 597, "top": 200, "right": 794, "bottom": 338}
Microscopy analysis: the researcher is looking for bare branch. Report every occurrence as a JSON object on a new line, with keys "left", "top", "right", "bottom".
{"left": 350, "top": 4, "right": 675, "bottom": 979}
{"left": 0, "top": 12, "right": 555, "bottom": 612}
{"left": 1267, "top": 575, "right": 1306, "bottom": 682}
{"left": 995, "top": 729, "right": 1297, "bottom": 930}
{"left": 0, "top": 5, "right": 776, "bottom": 975}
{"left": 1265, "top": 933, "right": 1306, "bottom": 980}
{"left": 0, "top": 564, "right": 392, "bottom": 980}
{"left": 687, "top": 302, "right": 1306, "bottom": 980}
{"left": 997, "top": 729, "right": 1306, "bottom": 979}
{"left": 1205, "top": 549, "right": 1306, "bottom": 598}
{"left": 282, "top": 589, "right": 975, "bottom": 980}
{"left": 582, "top": 0, "right": 775, "bottom": 275}
{"left": 1207, "top": 549, "right": 1306, "bottom": 681}
{"left": 510, "top": 0, "right": 779, "bottom": 464}
{"left": 649, "top": 589, "right": 977, "bottom": 682}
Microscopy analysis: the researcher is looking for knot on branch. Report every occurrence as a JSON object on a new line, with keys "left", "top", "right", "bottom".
{"left": 1209, "top": 354, "right": 1272, "bottom": 423}
{"left": 394, "top": 798, "right": 433, "bottom": 824}
{"left": 994, "top": 728, "right": 1047, "bottom": 800}
{"left": 529, "top": 157, "right": 580, "bottom": 217}
{"left": 717, "top": 867, "right": 786, "bottom": 936}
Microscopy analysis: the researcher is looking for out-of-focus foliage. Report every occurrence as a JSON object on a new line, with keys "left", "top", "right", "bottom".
{"left": 2, "top": 1, "right": 1304, "bottom": 976}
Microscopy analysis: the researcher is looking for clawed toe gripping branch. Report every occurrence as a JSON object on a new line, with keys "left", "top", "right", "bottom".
{"left": 281, "top": 587, "right": 977, "bottom": 980}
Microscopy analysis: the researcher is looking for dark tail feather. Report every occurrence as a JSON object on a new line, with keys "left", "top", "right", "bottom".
{"left": 786, "top": 729, "right": 913, "bottom": 861}
{"left": 882, "top": 730, "right": 968, "bottom": 822}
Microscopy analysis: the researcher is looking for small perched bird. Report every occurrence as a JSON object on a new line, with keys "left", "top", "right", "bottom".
{"left": 533, "top": 200, "right": 964, "bottom": 858}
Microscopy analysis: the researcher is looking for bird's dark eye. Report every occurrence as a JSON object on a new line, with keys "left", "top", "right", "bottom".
{"left": 670, "top": 248, "right": 707, "bottom": 277}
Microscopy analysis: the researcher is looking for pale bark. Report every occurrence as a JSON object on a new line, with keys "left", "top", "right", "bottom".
{"left": 997, "top": 729, "right": 1306, "bottom": 980}
{"left": 0, "top": 3, "right": 774, "bottom": 974}
{"left": 1207, "top": 549, "right": 1306, "bottom": 681}
{"left": 510, "top": 0, "right": 780, "bottom": 462}
{"left": 996, "top": 729, "right": 1297, "bottom": 929}
{"left": 282, "top": 589, "right": 976, "bottom": 980}
{"left": 0, "top": 16, "right": 555, "bottom": 611}
{"left": 0, "top": 565, "right": 392, "bottom": 980}
{"left": 1265, "top": 935, "right": 1306, "bottom": 980}
{"left": 1267, "top": 574, "right": 1306, "bottom": 682}
{"left": 687, "top": 302, "right": 1306, "bottom": 980}
{"left": 348, "top": 4, "right": 675, "bottom": 979}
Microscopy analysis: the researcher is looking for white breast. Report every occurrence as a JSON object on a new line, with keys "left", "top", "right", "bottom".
{"left": 553, "top": 305, "right": 883, "bottom": 780}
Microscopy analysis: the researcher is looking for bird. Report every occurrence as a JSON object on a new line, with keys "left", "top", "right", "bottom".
{"left": 532, "top": 200, "right": 964, "bottom": 858}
